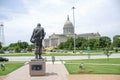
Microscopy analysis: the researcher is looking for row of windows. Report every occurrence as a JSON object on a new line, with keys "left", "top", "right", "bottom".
{"left": 64, "top": 28, "right": 74, "bottom": 34}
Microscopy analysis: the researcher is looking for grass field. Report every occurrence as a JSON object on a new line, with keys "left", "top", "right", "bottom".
{"left": 0, "top": 53, "right": 34, "bottom": 56}
{"left": 0, "top": 49, "right": 119, "bottom": 57}
{"left": 65, "top": 58, "right": 120, "bottom": 74}
{"left": 0, "top": 52, "right": 105, "bottom": 56}
{"left": 0, "top": 62, "right": 24, "bottom": 76}
{"left": 65, "top": 58, "right": 120, "bottom": 64}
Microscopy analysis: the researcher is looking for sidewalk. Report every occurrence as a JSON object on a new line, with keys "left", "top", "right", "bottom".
{"left": 67, "top": 74, "right": 120, "bottom": 80}
{"left": 3, "top": 62, "right": 68, "bottom": 80}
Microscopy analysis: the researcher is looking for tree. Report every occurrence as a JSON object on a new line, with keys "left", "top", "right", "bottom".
{"left": 76, "top": 37, "right": 87, "bottom": 49}
{"left": 0, "top": 42, "right": 2, "bottom": 49}
{"left": 87, "top": 38, "right": 98, "bottom": 50}
{"left": 94, "top": 39, "right": 100, "bottom": 50}
{"left": 113, "top": 35, "right": 120, "bottom": 47}
{"left": 99, "top": 36, "right": 111, "bottom": 48}
{"left": 68, "top": 43, "right": 73, "bottom": 50}
{"left": 113, "top": 35, "right": 120, "bottom": 52}
{"left": 0, "top": 42, "right": 3, "bottom": 53}
{"left": 8, "top": 41, "right": 29, "bottom": 52}
{"left": 9, "top": 43, "right": 18, "bottom": 47}
{"left": 58, "top": 42, "right": 65, "bottom": 49}
{"left": 20, "top": 42, "right": 29, "bottom": 49}
{"left": 1, "top": 46, "right": 8, "bottom": 51}
{"left": 81, "top": 42, "right": 88, "bottom": 50}
{"left": 65, "top": 38, "right": 74, "bottom": 50}
{"left": 8, "top": 47, "right": 14, "bottom": 51}
{"left": 14, "top": 45, "right": 21, "bottom": 53}
{"left": 104, "top": 48, "right": 112, "bottom": 61}
{"left": 58, "top": 37, "right": 74, "bottom": 50}
{"left": 27, "top": 44, "right": 34, "bottom": 52}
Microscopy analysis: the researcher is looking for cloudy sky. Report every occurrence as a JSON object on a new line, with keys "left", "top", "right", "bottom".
{"left": 0, "top": 0, "right": 120, "bottom": 46}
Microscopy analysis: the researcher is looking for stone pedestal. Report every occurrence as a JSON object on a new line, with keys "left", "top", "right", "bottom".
{"left": 29, "top": 59, "right": 46, "bottom": 76}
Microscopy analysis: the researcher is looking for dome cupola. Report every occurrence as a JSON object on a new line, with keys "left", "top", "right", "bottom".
{"left": 63, "top": 15, "right": 74, "bottom": 35}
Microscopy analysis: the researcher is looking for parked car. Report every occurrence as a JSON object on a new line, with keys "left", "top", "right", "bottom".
{"left": 0, "top": 57, "right": 9, "bottom": 62}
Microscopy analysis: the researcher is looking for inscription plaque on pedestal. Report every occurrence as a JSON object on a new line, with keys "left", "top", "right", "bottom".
{"left": 29, "top": 60, "right": 46, "bottom": 76}
{"left": 32, "top": 65, "right": 42, "bottom": 70}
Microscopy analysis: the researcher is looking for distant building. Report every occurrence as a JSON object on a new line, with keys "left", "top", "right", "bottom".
{"left": 44, "top": 16, "right": 101, "bottom": 48}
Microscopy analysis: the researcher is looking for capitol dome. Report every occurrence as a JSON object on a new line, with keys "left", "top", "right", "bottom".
{"left": 63, "top": 15, "right": 74, "bottom": 35}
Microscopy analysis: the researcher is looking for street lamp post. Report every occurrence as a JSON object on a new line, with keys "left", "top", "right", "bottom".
{"left": 72, "top": 6, "right": 76, "bottom": 54}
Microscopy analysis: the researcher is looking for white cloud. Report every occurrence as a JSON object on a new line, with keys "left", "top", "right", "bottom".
{"left": 0, "top": 0, "right": 120, "bottom": 45}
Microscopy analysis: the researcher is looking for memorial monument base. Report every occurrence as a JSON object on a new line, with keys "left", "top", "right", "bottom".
{"left": 29, "top": 59, "right": 46, "bottom": 76}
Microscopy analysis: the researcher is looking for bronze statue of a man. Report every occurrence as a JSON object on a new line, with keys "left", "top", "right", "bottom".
{"left": 30, "top": 23, "right": 45, "bottom": 59}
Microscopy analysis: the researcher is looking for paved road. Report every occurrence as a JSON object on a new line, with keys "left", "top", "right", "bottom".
{"left": 5, "top": 54, "right": 120, "bottom": 61}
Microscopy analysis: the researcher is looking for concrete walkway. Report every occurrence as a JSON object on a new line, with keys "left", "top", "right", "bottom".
{"left": 67, "top": 74, "right": 120, "bottom": 80}
{"left": 3, "top": 62, "right": 68, "bottom": 80}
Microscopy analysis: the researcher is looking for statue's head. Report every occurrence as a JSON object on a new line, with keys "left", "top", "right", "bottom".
{"left": 37, "top": 23, "right": 41, "bottom": 27}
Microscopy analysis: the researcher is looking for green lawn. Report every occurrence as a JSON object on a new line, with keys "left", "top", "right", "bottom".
{"left": 0, "top": 62, "right": 24, "bottom": 76}
{"left": 0, "top": 53, "right": 34, "bottom": 56}
{"left": 66, "top": 58, "right": 120, "bottom": 64}
{"left": 0, "top": 49, "right": 119, "bottom": 57}
{"left": 0, "top": 52, "right": 103, "bottom": 56}
{"left": 65, "top": 58, "right": 120, "bottom": 74}
{"left": 43, "top": 53, "right": 103, "bottom": 56}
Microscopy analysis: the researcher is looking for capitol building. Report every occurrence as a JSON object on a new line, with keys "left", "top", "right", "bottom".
{"left": 44, "top": 16, "right": 100, "bottom": 48}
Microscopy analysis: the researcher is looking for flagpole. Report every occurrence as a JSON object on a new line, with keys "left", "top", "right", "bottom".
{"left": 72, "top": 6, "right": 76, "bottom": 54}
